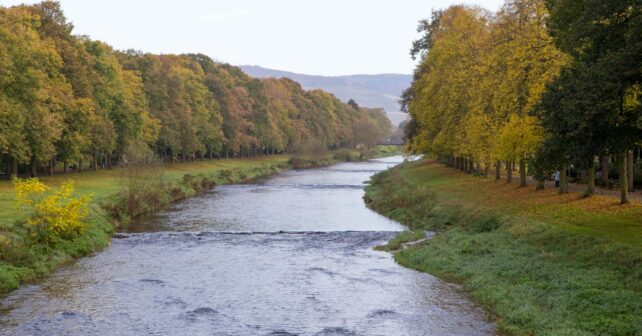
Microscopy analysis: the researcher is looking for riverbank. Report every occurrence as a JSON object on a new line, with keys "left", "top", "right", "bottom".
{"left": 0, "top": 156, "right": 290, "bottom": 294}
{"left": 364, "top": 159, "right": 641, "bottom": 335}
{"left": 0, "top": 146, "right": 400, "bottom": 295}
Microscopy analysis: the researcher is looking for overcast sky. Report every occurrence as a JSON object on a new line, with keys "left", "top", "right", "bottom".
{"left": 3, "top": 0, "right": 503, "bottom": 76}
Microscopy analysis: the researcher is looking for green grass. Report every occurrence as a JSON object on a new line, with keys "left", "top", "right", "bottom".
{"left": 0, "top": 209, "right": 113, "bottom": 294}
{"left": 362, "top": 145, "right": 402, "bottom": 159}
{"left": 364, "top": 159, "right": 642, "bottom": 335}
{"left": 373, "top": 230, "right": 426, "bottom": 251}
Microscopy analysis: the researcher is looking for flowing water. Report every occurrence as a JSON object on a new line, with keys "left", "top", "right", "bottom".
{"left": 0, "top": 156, "right": 494, "bottom": 335}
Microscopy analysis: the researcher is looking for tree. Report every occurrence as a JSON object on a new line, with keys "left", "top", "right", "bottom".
{"left": 544, "top": 0, "right": 642, "bottom": 203}
{"left": 403, "top": 1, "right": 567, "bottom": 189}
{"left": 347, "top": 99, "right": 359, "bottom": 111}
{"left": 0, "top": 1, "right": 388, "bottom": 178}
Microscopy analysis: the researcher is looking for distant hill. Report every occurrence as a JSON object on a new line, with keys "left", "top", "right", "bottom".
{"left": 239, "top": 65, "right": 411, "bottom": 126}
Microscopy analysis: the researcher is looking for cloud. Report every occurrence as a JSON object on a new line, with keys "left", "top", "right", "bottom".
{"left": 193, "top": 10, "right": 249, "bottom": 23}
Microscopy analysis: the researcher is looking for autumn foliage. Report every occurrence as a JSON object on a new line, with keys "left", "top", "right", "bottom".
{"left": 12, "top": 178, "right": 90, "bottom": 244}
{"left": 402, "top": 0, "right": 641, "bottom": 201}
{"left": 0, "top": 2, "right": 391, "bottom": 178}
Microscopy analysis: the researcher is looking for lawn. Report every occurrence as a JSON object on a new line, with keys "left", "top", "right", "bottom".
{"left": 400, "top": 160, "right": 642, "bottom": 248}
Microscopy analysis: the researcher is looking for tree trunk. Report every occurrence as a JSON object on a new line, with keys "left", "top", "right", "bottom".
{"left": 628, "top": 150, "right": 634, "bottom": 192}
{"left": 107, "top": 153, "right": 112, "bottom": 169}
{"left": 519, "top": 159, "right": 527, "bottom": 187}
{"left": 618, "top": 151, "right": 628, "bottom": 204}
{"left": 484, "top": 162, "right": 490, "bottom": 177}
{"left": 30, "top": 157, "right": 37, "bottom": 177}
{"left": 64, "top": 161, "right": 68, "bottom": 173}
{"left": 586, "top": 162, "right": 595, "bottom": 196}
{"left": 93, "top": 154, "right": 98, "bottom": 171}
{"left": 559, "top": 163, "right": 568, "bottom": 194}
{"left": 602, "top": 154, "right": 609, "bottom": 188}
{"left": 78, "top": 159, "right": 83, "bottom": 173}
{"left": 10, "top": 156, "right": 18, "bottom": 178}
{"left": 476, "top": 162, "right": 481, "bottom": 175}
{"left": 495, "top": 161, "right": 501, "bottom": 180}
{"left": 48, "top": 158, "right": 54, "bottom": 176}
{"left": 506, "top": 161, "right": 512, "bottom": 183}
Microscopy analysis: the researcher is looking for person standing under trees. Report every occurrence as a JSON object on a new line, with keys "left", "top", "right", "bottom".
{"left": 554, "top": 171, "right": 560, "bottom": 188}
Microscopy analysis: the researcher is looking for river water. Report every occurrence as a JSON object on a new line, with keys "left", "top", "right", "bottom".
{"left": 0, "top": 156, "right": 494, "bottom": 335}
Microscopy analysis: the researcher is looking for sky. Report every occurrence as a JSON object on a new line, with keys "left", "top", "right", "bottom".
{"left": 2, "top": 0, "right": 504, "bottom": 76}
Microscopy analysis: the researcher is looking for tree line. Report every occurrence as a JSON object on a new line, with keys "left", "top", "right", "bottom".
{"left": 402, "top": 0, "right": 641, "bottom": 203}
{"left": 0, "top": 2, "right": 391, "bottom": 178}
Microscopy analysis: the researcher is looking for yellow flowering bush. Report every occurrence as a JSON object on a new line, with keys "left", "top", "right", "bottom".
{"left": 13, "top": 177, "right": 49, "bottom": 207}
{"left": 12, "top": 177, "right": 91, "bottom": 244}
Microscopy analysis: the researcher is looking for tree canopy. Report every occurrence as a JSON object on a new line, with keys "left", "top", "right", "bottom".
{"left": 0, "top": 1, "right": 392, "bottom": 176}
{"left": 403, "top": 0, "right": 641, "bottom": 202}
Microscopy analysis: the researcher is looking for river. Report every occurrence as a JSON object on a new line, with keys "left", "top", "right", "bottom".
{"left": 0, "top": 156, "right": 494, "bottom": 335}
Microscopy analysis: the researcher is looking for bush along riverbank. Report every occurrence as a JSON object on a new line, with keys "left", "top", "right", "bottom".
{"left": 0, "top": 146, "right": 399, "bottom": 295}
{"left": 364, "top": 159, "right": 642, "bottom": 336}
{"left": 0, "top": 156, "right": 289, "bottom": 294}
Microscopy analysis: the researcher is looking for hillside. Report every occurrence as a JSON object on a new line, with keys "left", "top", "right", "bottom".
{"left": 240, "top": 65, "right": 411, "bottom": 126}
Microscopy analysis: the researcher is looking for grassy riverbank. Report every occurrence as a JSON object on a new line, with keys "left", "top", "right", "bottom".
{"left": 0, "top": 146, "right": 399, "bottom": 295}
{"left": 364, "top": 159, "right": 642, "bottom": 335}
{"left": 0, "top": 156, "right": 291, "bottom": 294}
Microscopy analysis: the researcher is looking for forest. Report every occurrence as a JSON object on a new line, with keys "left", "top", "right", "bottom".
{"left": 402, "top": 0, "right": 641, "bottom": 203}
{"left": 0, "top": 2, "right": 391, "bottom": 179}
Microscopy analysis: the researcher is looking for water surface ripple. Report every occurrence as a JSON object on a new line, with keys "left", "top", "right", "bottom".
{"left": 0, "top": 156, "right": 494, "bottom": 335}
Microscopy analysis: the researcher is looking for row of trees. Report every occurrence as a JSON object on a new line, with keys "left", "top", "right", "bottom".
{"left": 0, "top": 2, "right": 391, "bottom": 178}
{"left": 402, "top": 0, "right": 641, "bottom": 203}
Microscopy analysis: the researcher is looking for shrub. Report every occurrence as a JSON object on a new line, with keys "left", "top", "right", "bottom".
{"left": 333, "top": 149, "right": 357, "bottom": 162}
{"left": 13, "top": 178, "right": 91, "bottom": 244}
{"left": 111, "top": 141, "right": 168, "bottom": 221}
